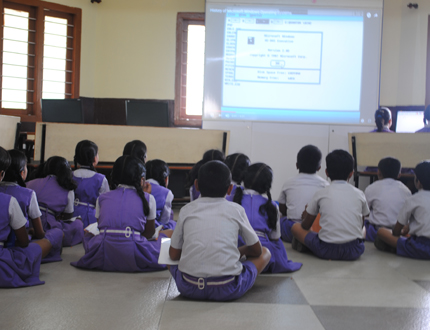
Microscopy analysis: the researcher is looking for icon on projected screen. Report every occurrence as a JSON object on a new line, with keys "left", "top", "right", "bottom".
{"left": 248, "top": 37, "right": 255, "bottom": 45}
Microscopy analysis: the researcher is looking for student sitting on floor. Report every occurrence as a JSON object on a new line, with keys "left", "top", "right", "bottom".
{"left": 224, "top": 153, "right": 250, "bottom": 201}
{"left": 27, "top": 157, "right": 83, "bottom": 247}
{"left": 278, "top": 145, "right": 329, "bottom": 243}
{"left": 169, "top": 160, "right": 271, "bottom": 301}
{"left": 0, "top": 149, "right": 63, "bottom": 263}
{"left": 145, "top": 159, "right": 176, "bottom": 230}
{"left": 73, "top": 140, "right": 109, "bottom": 228}
{"left": 375, "top": 161, "right": 430, "bottom": 259}
{"left": 291, "top": 149, "right": 369, "bottom": 261}
{"left": 185, "top": 149, "right": 225, "bottom": 201}
{"left": 0, "top": 146, "right": 51, "bottom": 288}
{"left": 123, "top": 140, "right": 148, "bottom": 164}
{"left": 364, "top": 157, "right": 411, "bottom": 242}
{"left": 232, "top": 162, "right": 302, "bottom": 273}
{"left": 71, "top": 155, "right": 172, "bottom": 272}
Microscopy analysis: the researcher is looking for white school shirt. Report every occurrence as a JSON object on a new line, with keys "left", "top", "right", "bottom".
{"left": 8, "top": 196, "right": 28, "bottom": 230}
{"left": 94, "top": 185, "right": 156, "bottom": 220}
{"left": 0, "top": 182, "right": 42, "bottom": 219}
{"left": 364, "top": 178, "right": 411, "bottom": 228}
{"left": 73, "top": 168, "right": 110, "bottom": 195}
{"left": 307, "top": 181, "right": 370, "bottom": 244}
{"left": 397, "top": 190, "right": 430, "bottom": 238}
{"left": 278, "top": 173, "right": 329, "bottom": 220}
{"left": 146, "top": 178, "right": 173, "bottom": 224}
{"left": 171, "top": 197, "right": 259, "bottom": 278}
{"left": 243, "top": 188, "right": 281, "bottom": 240}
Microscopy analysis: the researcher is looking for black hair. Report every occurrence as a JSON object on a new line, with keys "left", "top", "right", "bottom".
{"left": 185, "top": 149, "right": 225, "bottom": 189}
{"left": 424, "top": 105, "right": 430, "bottom": 125}
{"left": 0, "top": 146, "right": 11, "bottom": 173}
{"left": 325, "top": 149, "right": 354, "bottom": 181}
{"left": 197, "top": 160, "right": 231, "bottom": 198}
{"left": 378, "top": 157, "right": 401, "bottom": 180}
{"left": 297, "top": 145, "right": 322, "bottom": 174}
{"left": 224, "top": 153, "right": 250, "bottom": 184}
{"left": 111, "top": 155, "right": 149, "bottom": 216}
{"left": 123, "top": 140, "right": 147, "bottom": 164}
{"left": 3, "top": 149, "right": 27, "bottom": 187}
{"left": 374, "top": 107, "right": 391, "bottom": 132}
{"left": 74, "top": 140, "right": 98, "bottom": 172}
{"left": 233, "top": 163, "right": 278, "bottom": 230}
{"left": 145, "top": 159, "right": 170, "bottom": 187}
{"left": 414, "top": 161, "right": 430, "bottom": 190}
{"left": 33, "top": 156, "right": 77, "bottom": 191}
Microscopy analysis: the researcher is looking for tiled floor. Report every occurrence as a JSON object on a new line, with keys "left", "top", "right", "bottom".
{"left": 1, "top": 240, "right": 430, "bottom": 330}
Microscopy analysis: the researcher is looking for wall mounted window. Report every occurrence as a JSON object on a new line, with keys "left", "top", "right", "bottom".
{"left": 0, "top": 0, "right": 81, "bottom": 122}
{"left": 175, "top": 12, "right": 205, "bottom": 127}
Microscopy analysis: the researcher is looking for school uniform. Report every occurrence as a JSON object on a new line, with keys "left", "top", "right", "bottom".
{"left": 364, "top": 178, "right": 411, "bottom": 242}
{"left": 169, "top": 197, "right": 259, "bottom": 301}
{"left": 71, "top": 185, "right": 166, "bottom": 272}
{"left": 27, "top": 176, "right": 83, "bottom": 247}
{"left": 396, "top": 190, "right": 430, "bottom": 259}
{"left": 189, "top": 185, "right": 200, "bottom": 201}
{"left": 240, "top": 189, "right": 302, "bottom": 273}
{"left": 278, "top": 173, "right": 329, "bottom": 242}
{"left": 0, "top": 182, "right": 63, "bottom": 263}
{"left": 0, "top": 192, "right": 44, "bottom": 288}
{"left": 73, "top": 168, "right": 109, "bottom": 227}
{"left": 305, "top": 181, "right": 369, "bottom": 260}
{"left": 146, "top": 178, "right": 176, "bottom": 230}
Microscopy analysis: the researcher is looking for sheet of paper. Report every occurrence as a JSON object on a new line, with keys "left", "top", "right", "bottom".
{"left": 85, "top": 223, "right": 100, "bottom": 236}
{"left": 158, "top": 238, "right": 179, "bottom": 265}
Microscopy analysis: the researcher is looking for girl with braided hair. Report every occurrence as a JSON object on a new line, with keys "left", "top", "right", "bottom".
{"left": 73, "top": 140, "right": 109, "bottom": 227}
{"left": 71, "top": 155, "right": 172, "bottom": 272}
{"left": 232, "top": 163, "right": 302, "bottom": 273}
{"left": 27, "top": 156, "right": 83, "bottom": 247}
{"left": 0, "top": 150, "right": 63, "bottom": 263}
{"left": 224, "top": 153, "right": 250, "bottom": 202}
{"left": 145, "top": 159, "right": 176, "bottom": 230}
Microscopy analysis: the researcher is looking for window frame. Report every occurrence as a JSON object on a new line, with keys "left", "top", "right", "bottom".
{"left": 174, "top": 12, "right": 205, "bottom": 127}
{"left": 0, "top": 0, "right": 81, "bottom": 122}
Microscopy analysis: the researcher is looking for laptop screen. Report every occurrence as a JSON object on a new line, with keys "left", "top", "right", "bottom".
{"left": 395, "top": 111, "right": 424, "bottom": 133}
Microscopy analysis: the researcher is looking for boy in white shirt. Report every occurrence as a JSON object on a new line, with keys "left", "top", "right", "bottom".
{"left": 291, "top": 149, "right": 369, "bottom": 260}
{"left": 364, "top": 157, "right": 411, "bottom": 242}
{"left": 278, "top": 145, "right": 329, "bottom": 242}
{"left": 375, "top": 161, "right": 430, "bottom": 259}
{"left": 169, "top": 160, "right": 271, "bottom": 301}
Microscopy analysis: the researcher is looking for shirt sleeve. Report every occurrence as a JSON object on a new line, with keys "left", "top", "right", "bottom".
{"left": 360, "top": 192, "right": 370, "bottom": 217}
{"left": 28, "top": 191, "right": 42, "bottom": 219}
{"left": 64, "top": 190, "right": 75, "bottom": 213}
{"left": 238, "top": 207, "right": 259, "bottom": 246}
{"left": 95, "top": 198, "right": 100, "bottom": 219}
{"left": 159, "top": 190, "right": 174, "bottom": 224}
{"left": 364, "top": 186, "right": 373, "bottom": 209}
{"left": 147, "top": 194, "right": 156, "bottom": 220}
{"left": 397, "top": 198, "right": 413, "bottom": 225}
{"left": 99, "top": 177, "right": 110, "bottom": 195}
{"left": 170, "top": 210, "right": 185, "bottom": 250}
{"left": 306, "top": 193, "right": 320, "bottom": 216}
{"left": 278, "top": 185, "right": 287, "bottom": 204}
{"left": 9, "top": 197, "right": 28, "bottom": 230}
{"left": 269, "top": 205, "right": 281, "bottom": 240}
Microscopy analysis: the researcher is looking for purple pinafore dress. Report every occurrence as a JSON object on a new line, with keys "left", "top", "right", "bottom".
{"left": 0, "top": 192, "right": 44, "bottom": 288}
{"left": 0, "top": 184, "right": 63, "bottom": 263}
{"left": 27, "top": 176, "right": 83, "bottom": 247}
{"left": 73, "top": 172, "right": 105, "bottom": 228}
{"left": 151, "top": 183, "right": 176, "bottom": 230}
{"left": 241, "top": 194, "right": 302, "bottom": 273}
{"left": 71, "top": 187, "right": 166, "bottom": 272}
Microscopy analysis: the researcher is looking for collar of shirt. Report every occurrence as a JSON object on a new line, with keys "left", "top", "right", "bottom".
{"left": 330, "top": 180, "right": 349, "bottom": 185}
{"left": 146, "top": 178, "right": 160, "bottom": 186}
{"left": 243, "top": 188, "right": 265, "bottom": 196}
{"left": 0, "top": 181, "right": 19, "bottom": 186}
{"left": 117, "top": 184, "right": 136, "bottom": 190}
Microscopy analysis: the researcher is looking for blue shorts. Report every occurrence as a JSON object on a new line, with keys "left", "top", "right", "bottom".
{"left": 169, "top": 261, "right": 258, "bottom": 301}
{"left": 397, "top": 236, "right": 430, "bottom": 260}
{"left": 280, "top": 217, "right": 297, "bottom": 243}
{"left": 304, "top": 232, "right": 365, "bottom": 261}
